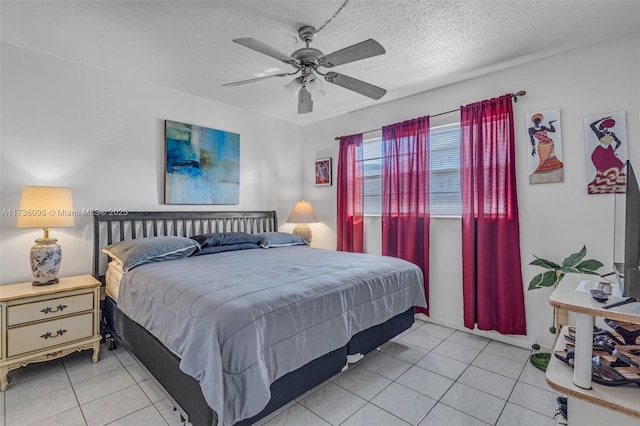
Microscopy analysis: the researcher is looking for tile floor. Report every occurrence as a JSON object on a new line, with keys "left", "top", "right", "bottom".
{"left": 0, "top": 320, "right": 561, "bottom": 426}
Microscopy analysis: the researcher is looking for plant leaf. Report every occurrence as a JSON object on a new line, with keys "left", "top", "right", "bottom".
{"left": 560, "top": 266, "right": 580, "bottom": 274}
{"left": 528, "top": 270, "right": 558, "bottom": 290}
{"left": 542, "top": 270, "right": 559, "bottom": 286}
{"left": 576, "top": 259, "right": 604, "bottom": 273}
{"left": 530, "top": 256, "right": 561, "bottom": 269}
{"left": 528, "top": 273, "right": 544, "bottom": 290}
{"left": 562, "top": 245, "right": 586, "bottom": 268}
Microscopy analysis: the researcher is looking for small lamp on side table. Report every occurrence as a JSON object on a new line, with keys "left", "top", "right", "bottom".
{"left": 287, "top": 200, "right": 319, "bottom": 244}
{"left": 16, "top": 186, "right": 75, "bottom": 286}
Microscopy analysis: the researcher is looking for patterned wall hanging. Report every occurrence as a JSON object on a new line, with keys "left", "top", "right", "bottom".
{"left": 583, "top": 111, "right": 628, "bottom": 194}
{"left": 526, "top": 108, "right": 564, "bottom": 184}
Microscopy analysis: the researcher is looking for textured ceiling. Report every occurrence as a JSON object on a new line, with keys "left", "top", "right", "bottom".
{"left": 1, "top": 1, "right": 639, "bottom": 125}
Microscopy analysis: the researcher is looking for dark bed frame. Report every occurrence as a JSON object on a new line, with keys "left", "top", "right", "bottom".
{"left": 93, "top": 211, "right": 414, "bottom": 426}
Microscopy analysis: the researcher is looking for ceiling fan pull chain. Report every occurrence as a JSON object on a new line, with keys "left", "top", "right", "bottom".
{"left": 314, "top": 0, "right": 350, "bottom": 37}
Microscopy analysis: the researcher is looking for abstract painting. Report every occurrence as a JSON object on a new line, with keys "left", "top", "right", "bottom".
{"left": 526, "top": 108, "right": 564, "bottom": 184}
{"left": 583, "top": 111, "right": 627, "bottom": 194}
{"left": 165, "top": 120, "right": 240, "bottom": 204}
{"left": 315, "top": 158, "right": 332, "bottom": 186}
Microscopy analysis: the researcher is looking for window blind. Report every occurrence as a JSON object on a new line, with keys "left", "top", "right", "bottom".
{"left": 360, "top": 123, "right": 461, "bottom": 217}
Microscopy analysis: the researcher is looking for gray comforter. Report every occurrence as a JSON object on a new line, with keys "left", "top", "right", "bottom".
{"left": 117, "top": 246, "right": 426, "bottom": 425}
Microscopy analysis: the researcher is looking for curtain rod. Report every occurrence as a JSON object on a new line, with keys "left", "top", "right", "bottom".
{"left": 333, "top": 90, "right": 527, "bottom": 141}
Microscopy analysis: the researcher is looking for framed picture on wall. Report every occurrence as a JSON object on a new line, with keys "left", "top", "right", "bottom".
{"left": 315, "top": 158, "right": 332, "bottom": 186}
{"left": 164, "top": 120, "right": 240, "bottom": 204}
{"left": 583, "top": 111, "right": 628, "bottom": 194}
{"left": 526, "top": 108, "right": 564, "bottom": 184}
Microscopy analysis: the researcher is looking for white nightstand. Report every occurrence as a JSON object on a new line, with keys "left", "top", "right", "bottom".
{"left": 0, "top": 274, "right": 101, "bottom": 390}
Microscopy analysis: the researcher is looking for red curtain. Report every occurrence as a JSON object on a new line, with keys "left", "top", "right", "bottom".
{"left": 460, "top": 95, "right": 526, "bottom": 335}
{"left": 337, "top": 133, "right": 364, "bottom": 252}
{"left": 382, "top": 117, "right": 430, "bottom": 315}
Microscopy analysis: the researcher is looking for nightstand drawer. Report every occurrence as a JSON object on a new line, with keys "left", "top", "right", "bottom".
{"left": 7, "top": 293, "right": 94, "bottom": 326}
{"left": 7, "top": 312, "right": 94, "bottom": 357}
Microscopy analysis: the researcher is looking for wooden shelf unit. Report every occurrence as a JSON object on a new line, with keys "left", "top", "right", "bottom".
{"left": 547, "top": 326, "right": 640, "bottom": 419}
{"left": 546, "top": 274, "right": 640, "bottom": 423}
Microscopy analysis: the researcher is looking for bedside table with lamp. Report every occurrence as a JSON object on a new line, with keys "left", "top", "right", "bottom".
{"left": 0, "top": 187, "right": 101, "bottom": 391}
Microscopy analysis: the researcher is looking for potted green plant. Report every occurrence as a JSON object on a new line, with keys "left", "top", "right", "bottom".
{"left": 527, "top": 245, "right": 603, "bottom": 371}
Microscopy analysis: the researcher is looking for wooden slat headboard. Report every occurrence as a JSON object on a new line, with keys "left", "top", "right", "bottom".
{"left": 93, "top": 210, "right": 278, "bottom": 279}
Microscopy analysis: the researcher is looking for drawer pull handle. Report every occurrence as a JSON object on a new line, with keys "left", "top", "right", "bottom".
{"left": 41, "top": 304, "right": 68, "bottom": 314}
{"left": 40, "top": 329, "right": 67, "bottom": 340}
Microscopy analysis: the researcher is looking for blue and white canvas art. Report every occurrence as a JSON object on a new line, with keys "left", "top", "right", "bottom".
{"left": 165, "top": 120, "right": 240, "bottom": 204}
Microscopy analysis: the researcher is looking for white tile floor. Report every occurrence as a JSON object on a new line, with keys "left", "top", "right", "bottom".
{"left": 0, "top": 320, "right": 561, "bottom": 426}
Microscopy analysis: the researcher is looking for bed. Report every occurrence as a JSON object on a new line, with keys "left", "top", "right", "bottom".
{"left": 93, "top": 211, "right": 426, "bottom": 426}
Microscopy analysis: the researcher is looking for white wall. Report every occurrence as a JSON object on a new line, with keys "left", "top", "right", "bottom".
{"left": 300, "top": 33, "right": 640, "bottom": 349}
{"left": 2, "top": 33, "right": 639, "bottom": 350}
{"left": 0, "top": 43, "right": 302, "bottom": 284}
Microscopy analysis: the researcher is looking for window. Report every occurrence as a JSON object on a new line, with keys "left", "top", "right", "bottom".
{"left": 360, "top": 123, "right": 461, "bottom": 217}
{"left": 362, "top": 137, "right": 383, "bottom": 215}
{"left": 430, "top": 123, "right": 462, "bottom": 216}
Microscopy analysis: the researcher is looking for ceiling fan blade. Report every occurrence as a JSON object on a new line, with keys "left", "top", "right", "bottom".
{"left": 324, "top": 72, "right": 386, "bottom": 100}
{"left": 222, "top": 73, "right": 290, "bottom": 87}
{"left": 319, "top": 39, "right": 385, "bottom": 68}
{"left": 233, "top": 38, "right": 296, "bottom": 64}
{"left": 298, "top": 86, "right": 313, "bottom": 114}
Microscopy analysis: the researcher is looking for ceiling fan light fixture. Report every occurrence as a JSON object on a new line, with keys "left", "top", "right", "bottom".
{"left": 310, "top": 88, "right": 326, "bottom": 100}
{"left": 227, "top": 23, "right": 387, "bottom": 114}
{"left": 305, "top": 74, "right": 324, "bottom": 95}
{"left": 284, "top": 78, "right": 302, "bottom": 97}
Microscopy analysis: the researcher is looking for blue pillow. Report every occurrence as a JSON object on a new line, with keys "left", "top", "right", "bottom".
{"left": 102, "top": 236, "right": 200, "bottom": 272}
{"left": 190, "top": 232, "right": 260, "bottom": 248}
{"left": 190, "top": 243, "right": 260, "bottom": 256}
{"left": 255, "top": 232, "right": 307, "bottom": 248}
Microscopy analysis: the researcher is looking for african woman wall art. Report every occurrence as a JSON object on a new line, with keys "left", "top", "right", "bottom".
{"left": 583, "top": 111, "right": 628, "bottom": 194}
{"left": 526, "top": 109, "right": 564, "bottom": 184}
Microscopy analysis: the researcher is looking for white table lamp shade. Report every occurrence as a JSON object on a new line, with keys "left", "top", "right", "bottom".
{"left": 287, "top": 201, "right": 319, "bottom": 244}
{"left": 16, "top": 186, "right": 75, "bottom": 229}
{"left": 287, "top": 200, "right": 319, "bottom": 224}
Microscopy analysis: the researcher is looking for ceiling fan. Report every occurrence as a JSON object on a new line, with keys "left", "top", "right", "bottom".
{"left": 223, "top": 25, "right": 386, "bottom": 114}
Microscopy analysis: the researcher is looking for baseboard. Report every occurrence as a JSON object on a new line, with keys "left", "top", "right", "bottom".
{"left": 414, "top": 313, "right": 552, "bottom": 352}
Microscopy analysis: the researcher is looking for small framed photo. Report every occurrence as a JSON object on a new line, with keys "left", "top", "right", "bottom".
{"left": 315, "top": 158, "right": 332, "bottom": 186}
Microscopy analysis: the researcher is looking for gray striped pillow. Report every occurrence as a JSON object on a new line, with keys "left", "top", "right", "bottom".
{"left": 102, "top": 236, "right": 200, "bottom": 272}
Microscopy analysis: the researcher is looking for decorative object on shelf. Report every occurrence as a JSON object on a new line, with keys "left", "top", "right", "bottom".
{"left": 315, "top": 157, "right": 332, "bottom": 186}
{"left": 165, "top": 120, "right": 240, "bottom": 205}
{"left": 583, "top": 111, "right": 628, "bottom": 194}
{"left": 287, "top": 200, "right": 319, "bottom": 244}
{"left": 527, "top": 245, "right": 603, "bottom": 371}
{"left": 16, "top": 186, "right": 75, "bottom": 286}
{"left": 526, "top": 108, "right": 564, "bottom": 184}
